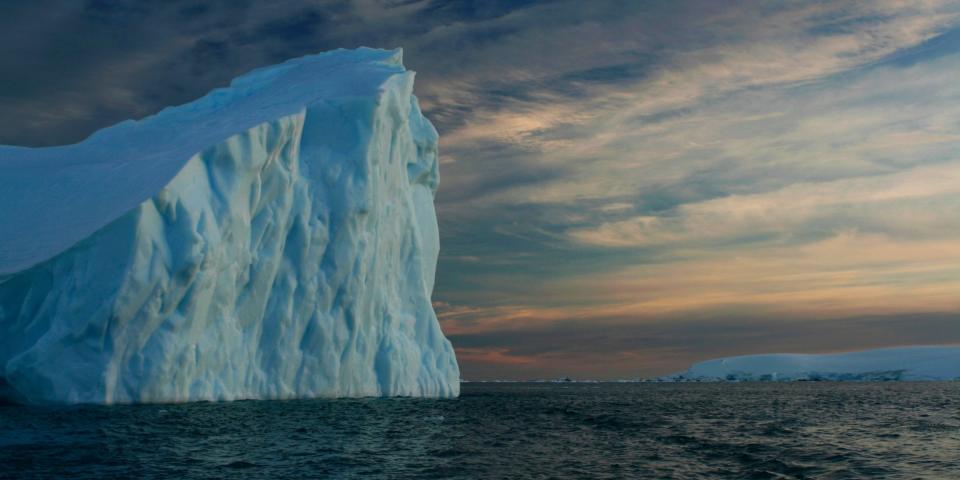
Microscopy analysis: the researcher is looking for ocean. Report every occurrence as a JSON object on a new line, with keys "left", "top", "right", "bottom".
{"left": 1, "top": 382, "right": 958, "bottom": 479}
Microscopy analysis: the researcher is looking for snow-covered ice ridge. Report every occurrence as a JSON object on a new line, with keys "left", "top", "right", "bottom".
{"left": 0, "top": 48, "right": 460, "bottom": 404}
{"left": 659, "top": 346, "right": 960, "bottom": 382}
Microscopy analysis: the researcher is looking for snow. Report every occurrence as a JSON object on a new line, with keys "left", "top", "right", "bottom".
{"left": 0, "top": 48, "right": 460, "bottom": 404}
{"left": 660, "top": 346, "right": 960, "bottom": 382}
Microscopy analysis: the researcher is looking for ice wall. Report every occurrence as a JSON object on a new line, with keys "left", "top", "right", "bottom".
{"left": 0, "top": 48, "right": 459, "bottom": 404}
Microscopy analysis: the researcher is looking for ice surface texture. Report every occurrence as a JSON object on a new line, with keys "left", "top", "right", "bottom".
{"left": 663, "top": 346, "right": 960, "bottom": 381}
{"left": 0, "top": 48, "right": 460, "bottom": 404}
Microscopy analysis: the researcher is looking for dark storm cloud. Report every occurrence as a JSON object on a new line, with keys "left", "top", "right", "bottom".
{"left": 0, "top": 0, "right": 363, "bottom": 145}
{"left": 0, "top": 0, "right": 724, "bottom": 146}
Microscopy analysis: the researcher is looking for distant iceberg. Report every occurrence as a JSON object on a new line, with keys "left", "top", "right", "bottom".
{"left": 659, "top": 346, "right": 960, "bottom": 382}
{"left": 0, "top": 48, "right": 460, "bottom": 404}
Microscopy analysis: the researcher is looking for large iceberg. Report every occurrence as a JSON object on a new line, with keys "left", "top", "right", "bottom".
{"left": 659, "top": 345, "right": 960, "bottom": 382}
{"left": 0, "top": 48, "right": 460, "bottom": 404}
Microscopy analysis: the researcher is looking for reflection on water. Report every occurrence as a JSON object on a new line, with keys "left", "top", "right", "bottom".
{"left": 1, "top": 382, "right": 958, "bottom": 478}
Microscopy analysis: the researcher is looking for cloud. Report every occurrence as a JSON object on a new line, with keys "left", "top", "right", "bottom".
{"left": 563, "top": 232, "right": 960, "bottom": 318}
{"left": 440, "top": 228, "right": 960, "bottom": 338}
{"left": 569, "top": 161, "right": 960, "bottom": 248}
{"left": 449, "top": 311, "right": 960, "bottom": 379}
{"left": 433, "top": 0, "right": 960, "bottom": 207}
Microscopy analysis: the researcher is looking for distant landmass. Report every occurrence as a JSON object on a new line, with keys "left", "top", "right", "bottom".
{"left": 657, "top": 345, "right": 960, "bottom": 382}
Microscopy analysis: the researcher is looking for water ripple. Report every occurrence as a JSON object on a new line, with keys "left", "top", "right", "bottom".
{"left": 1, "top": 382, "right": 958, "bottom": 479}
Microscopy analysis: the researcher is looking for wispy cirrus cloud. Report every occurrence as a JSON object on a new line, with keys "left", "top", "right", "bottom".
{"left": 569, "top": 161, "right": 960, "bottom": 248}
{"left": 433, "top": 0, "right": 960, "bottom": 206}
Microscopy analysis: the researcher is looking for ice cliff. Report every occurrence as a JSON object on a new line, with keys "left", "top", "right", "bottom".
{"left": 660, "top": 346, "right": 960, "bottom": 382}
{"left": 0, "top": 48, "right": 460, "bottom": 404}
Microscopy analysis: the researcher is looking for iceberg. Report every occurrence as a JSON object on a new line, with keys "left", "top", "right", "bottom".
{"left": 0, "top": 48, "right": 460, "bottom": 404}
{"left": 659, "top": 345, "right": 960, "bottom": 382}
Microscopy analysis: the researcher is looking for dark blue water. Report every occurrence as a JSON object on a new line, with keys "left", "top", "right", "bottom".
{"left": 1, "top": 382, "right": 958, "bottom": 479}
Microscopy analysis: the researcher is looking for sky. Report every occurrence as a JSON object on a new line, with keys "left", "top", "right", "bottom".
{"left": 1, "top": 0, "right": 959, "bottom": 380}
